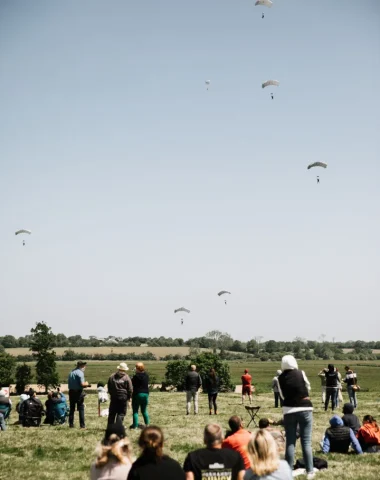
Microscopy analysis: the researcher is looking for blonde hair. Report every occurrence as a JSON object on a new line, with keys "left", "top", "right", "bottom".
{"left": 204, "top": 423, "right": 224, "bottom": 448}
{"left": 247, "top": 429, "right": 280, "bottom": 477}
{"left": 136, "top": 362, "right": 145, "bottom": 372}
{"left": 95, "top": 434, "right": 132, "bottom": 468}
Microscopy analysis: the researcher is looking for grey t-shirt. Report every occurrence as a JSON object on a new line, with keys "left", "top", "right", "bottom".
{"left": 244, "top": 460, "right": 292, "bottom": 480}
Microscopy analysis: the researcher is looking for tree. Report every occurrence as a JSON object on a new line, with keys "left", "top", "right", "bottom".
{"left": 165, "top": 359, "right": 189, "bottom": 391}
{"left": 15, "top": 363, "right": 33, "bottom": 394}
{"left": 30, "top": 322, "right": 59, "bottom": 392}
{"left": 193, "top": 352, "right": 235, "bottom": 392}
{"left": 205, "top": 330, "right": 233, "bottom": 355}
{"left": 0, "top": 352, "right": 16, "bottom": 386}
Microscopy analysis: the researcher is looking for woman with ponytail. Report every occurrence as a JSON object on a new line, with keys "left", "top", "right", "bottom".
{"left": 90, "top": 423, "right": 133, "bottom": 480}
{"left": 128, "top": 426, "right": 185, "bottom": 479}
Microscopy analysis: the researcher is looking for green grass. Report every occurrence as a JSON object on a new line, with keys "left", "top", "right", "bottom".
{"left": 2, "top": 361, "right": 379, "bottom": 479}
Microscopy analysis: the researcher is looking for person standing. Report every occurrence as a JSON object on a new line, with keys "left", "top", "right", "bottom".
{"left": 272, "top": 370, "right": 283, "bottom": 408}
{"left": 344, "top": 366, "right": 358, "bottom": 409}
{"left": 185, "top": 365, "right": 202, "bottom": 415}
{"left": 277, "top": 355, "right": 314, "bottom": 480}
{"left": 241, "top": 369, "right": 252, "bottom": 405}
{"left": 131, "top": 363, "right": 150, "bottom": 429}
{"left": 68, "top": 360, "right": 90, "bottom": 429}
{"left": 336, "top": 368, "right": 343, "bottom": 408}
{"left": 325, "top": 364, "right": 339, "bottom": 411}
{"left": 107, "top": 362, "right": 133, "bottom": 426}
{"left": 204, "top": 368, "right": 220, "bottom": 415}
{"left": 318, "top": 368, "right": 328, "bottom": 404}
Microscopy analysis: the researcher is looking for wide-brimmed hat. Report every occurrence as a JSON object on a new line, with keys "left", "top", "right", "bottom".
{"left": 117, "top": 362, "right": 129, "bottom": 372}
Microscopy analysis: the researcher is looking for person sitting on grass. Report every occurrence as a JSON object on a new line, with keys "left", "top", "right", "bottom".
{"left": 222, "top": 415, "right": 252, "bottom": 470}
{"left": 184, "top": 423, "right": 245, "bottom": 480}
{"left": 321, "top": 415, "right": 362, "bottom": 454}
{"left": 258, "top": 418, "right": 286, "bottom": 457}
{"left": 356, "top": 415, "right": 380, "bottom": 453}
{"left": 91, "top": 422, "right": 133, "bottom": 480}
{"left": 341, "top": 403, "right": 361, "bottom": 435}
{"left": 128, "top": 425, "right": 185, "bottom": 479}
{"left": 244, "top": 429, "right": 293, "bottom": 480}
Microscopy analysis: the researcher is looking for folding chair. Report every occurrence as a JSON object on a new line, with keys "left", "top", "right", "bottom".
{"left": 0, "top": 405, "right": 11, "bottom": 426}
{"left": 245, "top": 406, "right": 260, "bottom": 428}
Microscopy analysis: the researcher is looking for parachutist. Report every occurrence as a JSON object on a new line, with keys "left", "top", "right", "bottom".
{"left": 224, "top": 300, "right": 227, "bottom": 305}
{"left": 23, "top": 241, "right": 25, "bottom": 246}
{"left": 181, "top": 319, "right": 184, "bottom": 325}
{"left": 317, "top": 177, "right": 320, "bottom": 184}
{"left": 271, "top": 93, "right": 274, "bottom": 100}
{"left": 262, "top": 13, "right": 264, "bottom": 18}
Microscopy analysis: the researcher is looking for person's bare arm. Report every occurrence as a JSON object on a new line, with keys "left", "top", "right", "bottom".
{"left": 237, "top": 470, "right": 245, "bottom": 480}
{"left": 185, "top": 472, "right": 194, "bottom": 480}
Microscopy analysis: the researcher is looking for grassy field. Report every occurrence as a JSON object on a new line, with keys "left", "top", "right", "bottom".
{"left": 1, "top": 362, "right": 379, "bottom": 480}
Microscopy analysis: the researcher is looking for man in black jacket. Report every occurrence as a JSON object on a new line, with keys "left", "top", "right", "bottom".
{"left": 325, "top": 364, "right": 339, "bottom": 411}
{"left": 22, "top": 389, "right": 45, "bottom": 427}
{"left": 185, "top": 365, "right": 202, "bottom": 415}
{"left": 107, "top": 362, "right": 133, "bottom": 426}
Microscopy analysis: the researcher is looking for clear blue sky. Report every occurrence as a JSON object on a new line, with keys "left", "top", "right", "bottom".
{"left": 1, "top": 0, "right": 379, "bottom": 341}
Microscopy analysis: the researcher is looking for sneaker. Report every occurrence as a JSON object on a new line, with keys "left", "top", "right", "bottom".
{"left": 293, "top": 468, "right": 306, "bottom": 477}
{"left": 306, "top": 474, "right": 316, "bottom": 480}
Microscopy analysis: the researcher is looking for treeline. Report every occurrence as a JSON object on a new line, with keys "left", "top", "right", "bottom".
{"left": 1, "top": 334, "right": 380, "bottom": 351}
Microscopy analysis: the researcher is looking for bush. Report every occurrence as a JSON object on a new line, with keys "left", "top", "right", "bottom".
{"left": 0, "top": 352, "right": 16, "bottom": 386}
{"left": 193, "top": 352, "right": 235, "bottom": 392}
{"left": 165, "top": 360, "right": 189, "bottom": 391}
{"left": 15, "top": 363, "right": 33, "bottom": 394}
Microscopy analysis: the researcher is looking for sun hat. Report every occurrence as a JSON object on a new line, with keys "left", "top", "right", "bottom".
{"left": 117, "top": 362, "right": 129, "bottom": 372}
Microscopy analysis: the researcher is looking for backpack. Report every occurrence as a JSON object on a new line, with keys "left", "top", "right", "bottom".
{"left": 98, "top": 390, "right": 108, "bottom": 403}
{"left": 24, "top": 398, "right": 43, "bottom": 418}
{"left": 295, "top": 457, "right": 328, "bottom": 470}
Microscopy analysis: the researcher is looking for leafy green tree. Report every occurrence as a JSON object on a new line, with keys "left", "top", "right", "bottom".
{"left": 0, "top": 352, "right": 16, "bottom": 386}
{"left": 192, "top": 352, "right": 235, "bottom": 392}
{"left": 15, "top": 363, "right": 33, "bottom": 394}
{"left": 30, "top": 322, "right": 59, "bottom": 392}
{"left": 165, "top": 359, "right": 189, "bottom": 391}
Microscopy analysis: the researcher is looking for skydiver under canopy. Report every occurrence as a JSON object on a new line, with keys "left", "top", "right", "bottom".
{"left": 271, "top": 93, "right": 274, "bottom": 99}
{"left": 262, "top": 13, "right": 264, "bottom": 18}
{"left": 317, "top": 176, "right": 320, "bottom": 184}
{"left": 181, "top": 319, "right": 184, "bottom": 325}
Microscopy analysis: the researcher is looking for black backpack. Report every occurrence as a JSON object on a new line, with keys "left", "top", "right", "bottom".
{"left": 24, "top": 398, "right": 43, "bottom": 418}
{"left": 295, "top": 457, "right": 328, "bottom": 470}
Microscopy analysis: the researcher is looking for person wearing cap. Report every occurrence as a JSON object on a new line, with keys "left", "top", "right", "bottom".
{"left": 272, "top": 370, "right": 283, "bottom": 408}
{"left": 241, "top": 369, "right": 252, "bottom": 405}
{"left": 90, "top": 422, "right": 133, "bottom": 480}
{"left": 68, "top": 360, "right": 90, "bottom": 429}
{"left": 107, "top": 363, "right": 133, "bottom": 426}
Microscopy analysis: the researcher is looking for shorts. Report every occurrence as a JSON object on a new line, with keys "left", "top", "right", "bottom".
{"left": 242, "top": 385, "right": 252, "bottom": 395}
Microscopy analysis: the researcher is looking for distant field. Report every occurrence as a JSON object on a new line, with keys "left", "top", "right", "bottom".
{"left": 342, "top": 348, "right": 380, "bottom": 354}
{"left": 5, "top": 346, "right": 194, "bottom": 357}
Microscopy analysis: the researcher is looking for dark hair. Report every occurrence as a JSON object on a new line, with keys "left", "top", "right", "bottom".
{"left": 228, "top": 416, "right": 242, "bottom": 433}
{"left": 138, "top": 426, "right": 164, "bottom": 459}
{"left": 343, "top": 403, "right": 354, "bottom": 415}
{"left": 209, "top": 368, "right": 216, "bottom": 379}
{"left": 259, "top": 418, "right": 270, "bottom": 429}
{"left": 328, "top": 364, "right": 334, "bottom": 372}
{"left": 97, "top": 382, "right": 105, "bottom": 388}
{"left": 363, "top": 415, "right": 379, "bottom": 430}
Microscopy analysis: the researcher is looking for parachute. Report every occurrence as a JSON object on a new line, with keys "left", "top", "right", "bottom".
{"left": 174, "top": 307, "right": 190, "bottom": 314}
{"left": 205, "top": 80, "right": 210, "bottom": 90}
{"left": 255, "top": 0, "right": 273, "bottom": 8}
{"left": 217, "top": 291, "right": 231, "bottom": 305}
{"left": 174, "top": 307, "right": 190, "bottom": 325}
{"left": 307, "top": 162, "right": 327, "bottom": 170}
{"left": 15, "top": 229, "right": 31, "bottom": 246}
{"left": 262, "top": 80, "right": 279, "bottom": 89}
{"left": 217, "top": 291, "right": 231, "bottom": 297}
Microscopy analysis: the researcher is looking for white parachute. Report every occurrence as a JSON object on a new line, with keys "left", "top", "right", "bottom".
{"left": 255, "top": 0, "right": 273, "bottom": 8}
{"left": 205, "top": 80, "right": 211, "bottom": 90}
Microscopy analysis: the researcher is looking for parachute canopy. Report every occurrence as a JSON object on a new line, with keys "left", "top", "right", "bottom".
{"left": 15, "top": 229, "right": 31, "bottom": 235}
{"left": 217, "top": 291, "right": 231, "bottom": 297}
{"left": 262, "top": 80, "right": 279, "bottom": 89}
{"left": 205, "top": 80, "right": 211, "bottom": 85}
{"left": 174, "top": 307, "right": 190, "bottom": 314}
{"left": 255, "top": 0, "right": 273, "bottom": 8}
{"left": 307, "top": 162, "right": 327, "bottom": 170}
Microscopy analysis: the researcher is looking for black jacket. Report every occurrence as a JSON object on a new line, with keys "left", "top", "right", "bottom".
{"left": 21, "top": 396, "right": 44, "bottom": 418}
{"left": 108, "top": 372, "right": 133, "bottom": 401}
{"left": 132, "top": 372, "right": 149, "bottom": 395}
{"left": 342, "top": 414, "right": 361, "bottom": 434}
{"left": 278, "top": 370, "right": 312, "bottom": 409}
{"left": 185, "top": 371, "right": 202, "bottom": 392}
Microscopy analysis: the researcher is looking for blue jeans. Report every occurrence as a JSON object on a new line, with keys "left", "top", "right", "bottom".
{"left": 0, "top": 413, "right": 6, "bottom": 431}
{"left": 284, "top": 410, "right": 313, "bottom": 474}
{"left": 347, "top": 385, "right": 357, "bottom": 408}
{"left": 325, "top": 388, "right": 338, "bottom": 411}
